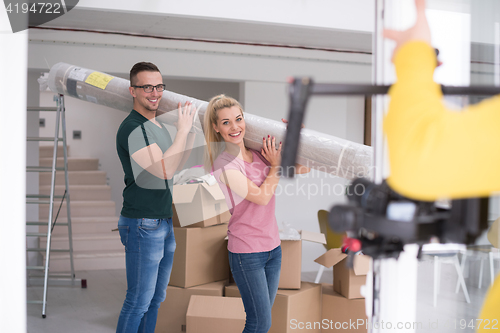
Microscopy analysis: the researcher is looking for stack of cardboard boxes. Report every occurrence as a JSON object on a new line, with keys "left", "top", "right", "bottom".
{"left": 155, "top": 181, "right": 370, "bottom": 332}
{"left": 156, "top": 182, "right": 232, "bottom": 333}
{"left": 315, "top": 248, "right": 370, "bottom": 332}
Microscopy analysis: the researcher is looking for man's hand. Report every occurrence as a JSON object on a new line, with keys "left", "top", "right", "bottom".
{"left": 383, "top": 0, "right": 432, "bottom": 61}
{"left": 176, "top": 101, "right": 195, "bottom": 134}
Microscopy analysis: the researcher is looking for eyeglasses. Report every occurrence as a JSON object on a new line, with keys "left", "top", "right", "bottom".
{"left": 131, "top": 84, "right": 166, "bottom": 93}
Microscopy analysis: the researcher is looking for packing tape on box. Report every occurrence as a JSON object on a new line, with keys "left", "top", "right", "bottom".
{"left": 45, "top": 62, "right": 373, "bottom": 180}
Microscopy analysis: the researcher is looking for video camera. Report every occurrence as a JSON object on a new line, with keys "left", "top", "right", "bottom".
{"left": 329, "top": 177, "right": 489, "bottom": 260}
{"left": 281, "top": 77, "right": 492, "bottom": 261}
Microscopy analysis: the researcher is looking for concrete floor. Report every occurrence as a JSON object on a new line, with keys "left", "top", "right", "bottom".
{"left": 27, "top": 255, "right": 497, "bottom": 333}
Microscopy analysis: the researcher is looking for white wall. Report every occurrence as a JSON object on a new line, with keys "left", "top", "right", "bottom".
{"left": 471, "top": 0, "right": 500, "bottom": 44}
{"left": 0, "top": 7, "right": 27, "bottom": 331}
{"left": 28, "top": 26, "right": 371, "bottom": 272}
{"left": 75, "top": 0, "right": 375, "bottom": 32}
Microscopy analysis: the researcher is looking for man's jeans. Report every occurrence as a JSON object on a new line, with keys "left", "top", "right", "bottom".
{"left": 229, "top": 245, "right": 282, "bottom": 333}
{"left": 116, "top": 216, "right": 176, "bottom": 333}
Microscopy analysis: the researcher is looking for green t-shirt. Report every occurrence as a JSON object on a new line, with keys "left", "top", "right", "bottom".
{"left": 116, "top": 110, "right": 174, "bottom": 219}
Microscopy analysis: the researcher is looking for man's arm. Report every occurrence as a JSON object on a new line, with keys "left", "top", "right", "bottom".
{"left": 131, "top": 128, "right": 190, "bottom": 180}
{"left": 176, "top": 132, "right": 196, "bottom": 172}
{"left": 131, "top": 102, "right": 195, "bottom": 179}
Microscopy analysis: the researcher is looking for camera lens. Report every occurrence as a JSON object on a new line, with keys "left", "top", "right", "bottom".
{"left": 329, "top": 204, "right": 364, "bottom": 233}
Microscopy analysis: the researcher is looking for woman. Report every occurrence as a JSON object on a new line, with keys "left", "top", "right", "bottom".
{"left": 204, "top": 94, "right": 308, "bottom": 333}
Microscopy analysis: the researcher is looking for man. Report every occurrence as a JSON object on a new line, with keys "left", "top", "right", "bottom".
{"left": 115, "top": 62, "right": 195, "bottom": 333}
{"left": 383, "top": 0, "right": 500, "bottom": 329}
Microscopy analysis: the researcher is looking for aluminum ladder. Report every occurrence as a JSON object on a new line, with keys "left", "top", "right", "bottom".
{"left": 26, "top": 94, "right": 85, "bottom": 318}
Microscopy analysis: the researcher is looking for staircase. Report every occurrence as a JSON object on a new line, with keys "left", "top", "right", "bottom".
{"left": 37, "top": 145, "right": 125, "bottom": 272}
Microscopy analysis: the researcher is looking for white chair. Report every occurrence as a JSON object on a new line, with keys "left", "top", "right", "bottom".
{"left": 422, "top": 243, "right": 470, "bottom": 307}
{"left": 487, "top": 217, "right": 500, "bottom": 285}
{"left": 456, "top": 245, "right": 497, "bottom": 290}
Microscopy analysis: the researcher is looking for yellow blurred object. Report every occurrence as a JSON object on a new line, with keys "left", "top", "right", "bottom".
{"left": 487, "top": 217, "right": 500, "bottom": 248}
{"left": 314, "top": 210, "right": 344, "bottom": 283}
{"left": 478, "top": 274, "right": 500, "bottom": 332}
{"left": 317, "top": 209, "right": 344, "bottom": 250}
{"left": 478, "top": 217, "right": 500, "bottom": 331}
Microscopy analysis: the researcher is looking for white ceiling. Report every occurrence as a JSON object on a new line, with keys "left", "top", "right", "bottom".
{"left": 37, "top": 7, "right": 373, "bottom": 54}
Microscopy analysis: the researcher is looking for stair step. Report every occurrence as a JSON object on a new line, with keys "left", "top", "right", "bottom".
{"left": 39, "top": 157, "right": 99, "bottom": 171}
{"left": 47, "top": 250, "right": 125, "bottom": 272}
{"left": 39, "top": 185, "right": 111, "bottom": 201}
{"left": 39, "top": 200, "right": 116, "bottom": 219}
{"left": 41, "top": 233, "right": 122, "bottom": 252}
{"left": 35, "top": 146, "right": 124, "bottom": 272}
{"left": 38, "top": 216, "right": 118, "bottom": 235}
{"left": 39, "top": 144, "right": 70, "bottom": 158}
{"left": 39, "top": 170, "right": 107, "bottom": 186}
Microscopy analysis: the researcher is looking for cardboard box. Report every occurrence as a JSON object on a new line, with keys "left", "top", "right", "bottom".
{"left": 279, "top": 230, "right": 326, "bottom": 289}
{"left": 172, "top": 204, "right": 231, "bottom": 228}
{"left": 169, "top": 224, "right": 230, "bottom": 288}
{"left": 172, "top": 182, "right": 230, "bottom": 227}
{"left": 314, "top": 248, "right": 370, "bottom": 299}
{"left": 321, "top": 284, "right": 367, "bottom": 332}
{"left": 225, "top": 281, "right": 322, "bottom": 333}
{"left": 186, "top": 295, "right": 245, "bottom": 333}
{"left": 155, "top": 280, "right": 227, "bottom": 333}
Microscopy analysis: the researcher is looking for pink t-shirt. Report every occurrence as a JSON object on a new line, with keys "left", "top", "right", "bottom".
{"left": 213, "top": 149, "right": 280, "bottom": 253}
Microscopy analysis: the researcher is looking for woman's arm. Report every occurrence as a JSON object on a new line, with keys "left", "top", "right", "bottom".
{"left": 295, "top": 164, "right": 311, "bottom": 174}
{"left": 219, "top": 136, "right": 282, "bottom": 206}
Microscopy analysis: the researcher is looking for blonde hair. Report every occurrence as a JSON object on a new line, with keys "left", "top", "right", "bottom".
{"left": 204, "top": 94, "right": 244, "bottom": 172}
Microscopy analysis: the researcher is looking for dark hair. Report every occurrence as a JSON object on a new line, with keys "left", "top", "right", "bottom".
{"left": 130, "top": 62, "right": 161, "bottom": 86}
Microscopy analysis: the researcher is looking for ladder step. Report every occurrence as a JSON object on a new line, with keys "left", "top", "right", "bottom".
{"left": 27, "top": 248, "right": 71, "bottom": 253}
{"left": 26, "top": 166, "right": 65, "bottom": 172}
{"left": 48, "top": 274, "right": 74, "bottom": 279}
{"left": 27, "top": 300, "right": 45, "bottom": 304}
{"left": 27, "top": 137, "right": 63, "bottom": 142}
{"left": 26, "top": 221, "right": 69, "bottom": 226}
{"left": 26, "top": 194, "right": 65, "bottom": 199}
{"left": 26, "top": 233, "right": 48, "bottom": 237}
{"left": 27, "top": 106, "right": 58, "bottom": 112}
{"left": 26, "top": 96, "right": 71, "bottom": 318}
{"left": 28, "top": 276, "right": 82, "bottom": 287}
{"left": 26, "top": 200, "right": 52, "bottom": 204}
{"left": 29, "top": 274, "right": 74, "bottom": 279}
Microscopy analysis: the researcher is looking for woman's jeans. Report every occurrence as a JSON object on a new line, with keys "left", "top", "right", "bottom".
{"left": 229, "top": 245, "right": 282, "bottom": 333}
{"left": 116, "top": 216, "right": 176, "bottom": 333}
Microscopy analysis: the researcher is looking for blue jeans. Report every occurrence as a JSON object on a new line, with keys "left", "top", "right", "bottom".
{"left": 116, "top": 216, "right": 176, "bottom": 333}
{"left": 229, "top": 245, "right": 282, "bottom": 333}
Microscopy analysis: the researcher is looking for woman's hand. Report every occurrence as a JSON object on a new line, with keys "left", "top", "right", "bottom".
{"left": 281, "top": 118, "right": 305, "bottom": 128}
{"left": 261, "top": 135, "right": 282, "bottom": 167}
